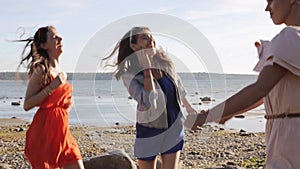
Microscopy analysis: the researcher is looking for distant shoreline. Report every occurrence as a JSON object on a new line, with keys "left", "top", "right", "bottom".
{"left": 0, "top": 72, "right": 258, "bottom": 80}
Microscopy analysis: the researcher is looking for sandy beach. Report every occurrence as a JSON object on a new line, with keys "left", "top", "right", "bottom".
{"left": 0, "top": 117, "right": 266, "bottom": 169}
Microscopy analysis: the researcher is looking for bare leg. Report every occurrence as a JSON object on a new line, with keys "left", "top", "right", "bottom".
{"left": 160, "top": 151, "right": 181, "bottom": 169}
{"left": 61, "top": 160, "right": 85, "bottom": 169}
{"left": 138, "top": 156, "right": 158, "bottom": 169}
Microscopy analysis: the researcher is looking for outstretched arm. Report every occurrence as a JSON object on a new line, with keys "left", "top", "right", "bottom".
{"left": 189, "top": 64, "right": 287, "bottom": 129}
{"left": 219, "top": 99, "right": 263, "bottom": 124}
{"left": 181, "top": 96, "right": 197, "bottom": 114}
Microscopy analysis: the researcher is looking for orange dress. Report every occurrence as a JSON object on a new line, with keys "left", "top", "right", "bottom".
{"left": 25, "top": 81, "right": 82, "bottom": 169}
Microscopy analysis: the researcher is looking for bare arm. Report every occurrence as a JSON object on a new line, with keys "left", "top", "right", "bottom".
{"left": 219, "top": 99, "right": 263, "bottom": 124}
{"left": 187, "top": 64, "right": 287, "bottom": 129}
{"left": 207, "top": 64, "right": 287, "bottom": 123}
{"left": 181, "top": 96, "right": 197, "bottom": 114}
{"left": 23, "top": 68, "right": 48, "bottom": 111}
{"left": 24, "top": 68, "right": 67, "bottom": 111}
{"left": 143, "top": 69, "right": 155, "bottom": 91}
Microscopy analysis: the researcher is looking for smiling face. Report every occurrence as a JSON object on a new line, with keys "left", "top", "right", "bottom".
{"left": 40, "top": 28, "right": 63, "bottom": 59}
{"left": 265, "top": 0, "right": 294, "bottom": 25}
{"left": 130, "top": 29, "right": 156, "bottom": 50}
{"left": 130, "top": 29, "right": 157, "bottom": 58}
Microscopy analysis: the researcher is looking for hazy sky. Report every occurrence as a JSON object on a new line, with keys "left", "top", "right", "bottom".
{"left": 0, "top": 0, "right": 285, "bottom": 74}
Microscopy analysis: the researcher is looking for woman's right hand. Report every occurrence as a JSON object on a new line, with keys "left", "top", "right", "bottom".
{"left": 184, "top": 110, "right": 208, "bottom": 130}
{"left": 136, "top": 47, "right": 155, "bottom": 69}
{"left": 48, "top": 71, "right": 67, "bottom": 90}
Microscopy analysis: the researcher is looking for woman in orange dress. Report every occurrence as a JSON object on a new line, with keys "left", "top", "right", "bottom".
{"left": 18, "top": 26, "right": 85, "bottom": 169}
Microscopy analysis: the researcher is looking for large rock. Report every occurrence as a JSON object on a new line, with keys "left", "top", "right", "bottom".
{"left": 84, "top": 149, "right": 137, "bottom": 169}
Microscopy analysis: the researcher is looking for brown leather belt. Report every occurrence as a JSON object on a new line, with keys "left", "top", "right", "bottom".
{"left": 265, "top": 113, "right": 300, "bottom": 119}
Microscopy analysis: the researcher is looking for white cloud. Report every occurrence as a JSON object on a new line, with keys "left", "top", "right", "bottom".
{"left": 0, "top": 0, "right": 285, "bottom": 73}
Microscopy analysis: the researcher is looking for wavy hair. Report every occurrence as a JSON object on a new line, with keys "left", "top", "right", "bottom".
{"left": 102, "top": 26, "right": 175, "bottom": 80}
{"left": 17, "top": 26, "right": 55, "bottom": 85}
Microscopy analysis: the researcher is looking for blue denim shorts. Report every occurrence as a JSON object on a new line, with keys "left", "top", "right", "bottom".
{"left": 137, "top": 139, "right": 184, "bottom": 161}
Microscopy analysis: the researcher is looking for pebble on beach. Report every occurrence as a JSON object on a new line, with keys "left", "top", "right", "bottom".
{"left": 0, "top": 118, "right": 266, "bottom": 169}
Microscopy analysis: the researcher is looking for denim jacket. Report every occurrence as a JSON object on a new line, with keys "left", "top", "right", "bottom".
{"left": 121, "top": 67, "right": 187, "bottom": 129}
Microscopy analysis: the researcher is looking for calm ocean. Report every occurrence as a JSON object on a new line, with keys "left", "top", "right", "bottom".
{"left": 0, "top": 73, "right": 266, "bottom": 132}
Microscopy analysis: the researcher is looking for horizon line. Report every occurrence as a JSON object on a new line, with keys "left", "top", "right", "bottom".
{"left": 0, "top": 71, "right": 258, "bottom": 75}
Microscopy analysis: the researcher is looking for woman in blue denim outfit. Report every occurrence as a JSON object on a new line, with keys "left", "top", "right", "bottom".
{"left": 103, "top": 26, "right": 197, "bottom": 169}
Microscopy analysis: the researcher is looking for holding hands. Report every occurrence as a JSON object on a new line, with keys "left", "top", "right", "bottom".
{"left": 184, "top": 110, "right": 208, "bottom": 130}
{"left": 184, "top": 109, "right": 233, "bottom": 130}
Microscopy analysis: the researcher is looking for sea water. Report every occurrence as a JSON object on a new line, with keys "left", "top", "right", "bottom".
{"left": 0, "top": 73, "right": 266, "bottom": 132}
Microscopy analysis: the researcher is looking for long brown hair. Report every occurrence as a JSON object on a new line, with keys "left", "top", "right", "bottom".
{"left": 17, "top": 26, "right": 55, "bottom": 85}
{"left": 103, "top": 26, "right": 175, "bottom": 80}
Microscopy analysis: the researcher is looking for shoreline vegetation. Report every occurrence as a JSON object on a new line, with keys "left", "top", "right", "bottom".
{"left": 0, "top": 72, "right": 257, "bottom": 80}
{"left": 0, "top": 117, "right": 266, "bottom": 169}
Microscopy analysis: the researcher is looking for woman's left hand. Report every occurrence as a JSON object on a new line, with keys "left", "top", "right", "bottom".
{"left": 184, "top": 110, "right": 207, "bottom": 130}
{"left": 65, "top": 99, "right": 74, "bottom": 112}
